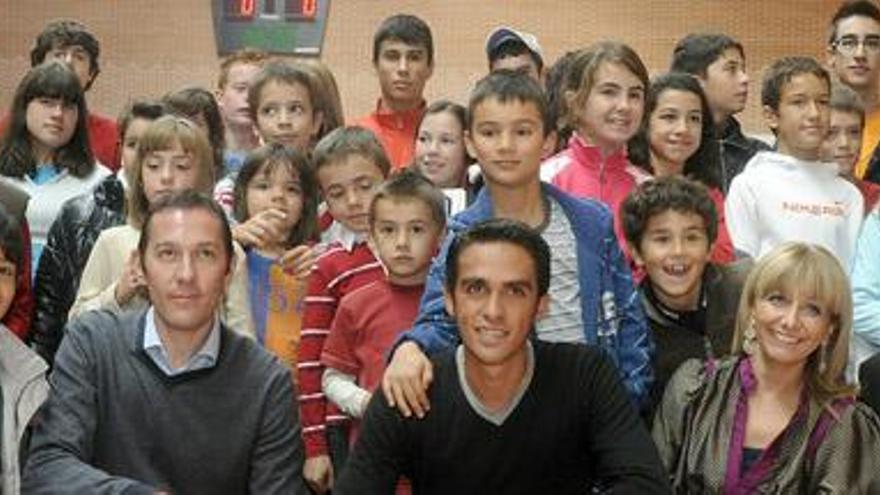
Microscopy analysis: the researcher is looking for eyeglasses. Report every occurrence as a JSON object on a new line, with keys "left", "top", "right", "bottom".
{"left": 833, "top": 35, "right": 880, "bottom": 55}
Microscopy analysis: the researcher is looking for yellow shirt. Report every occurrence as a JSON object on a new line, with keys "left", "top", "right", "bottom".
{"left": 856, "top": 107, "right": 880, "bottom": 178}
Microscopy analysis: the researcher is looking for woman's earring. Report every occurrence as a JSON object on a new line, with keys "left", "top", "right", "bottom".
{"left": 743, "top": 316, "right": 757, "bottom": 356}
{"left": 818, "top": 340, "right": 828, "bottom": 374}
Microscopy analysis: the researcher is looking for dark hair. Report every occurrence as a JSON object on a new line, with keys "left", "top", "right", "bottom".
{"left": 30, "top": 19, "right": 100, "bottom": 90}
{"left": 0, "top": 204, "right": 24, "bottom": 272}
{"left": 761, "top": 56, "right": 831, "bottom": 111}
{"left": 563, "top": 42, "right": 649, "bottom": 133}
{"left": 620, "top": 175, "right": 719, "bottom": 252}
{"left": 419, "top": 100, "right": 467, "bottom": 136}
{"left": 445, "top": 218, "right": 550, "bottom": 297}
{"left": 828, "top": 0, "right": 880, "bottom": 45}
{"left": 372, "top": 14, "right": 434, "bottom": 66}
{"left": 370, "top": 169, "right": 447, "bottom": 229}
{"left": 670, "top": 33, "right": 745, "bottom": 76}
{"left": 301, "top": 60, "right": 344, "bottom": 140}
{"left": 489, "top": 39, "right": 543, "bottom": 73}
{"left": 0, "top": 61, "right": 93, "bottom": 179}
{"left": 217, "top": 47, "right": 270, "bottom": 89}
{"left": 312, "top": 126, "right": 391, "bottom": 178}
{"left": 247, "top": 61, "right": 328, "bottom": 146}
{"left": 162, "top": 86, "right": 225, "bottom": 178}
{"left": 117, "top": 99, "right": 166, "bottom": 144}
{"left": 468, "top": 70, "right": 552, "bottom": 137}
{"left": 138, "top": 190, "right": 233, "bottom": 272}
{"left": 545, "top": 50, "right": 578, "bottom": 153}
{"left": 628, "top": 72, "right": 721, "bottom": 189}
{"left": 233, "top": 143, "right": 319, "bottom": 247}
{"left": 829, "top": 82, "right": 866, "bottom": 128}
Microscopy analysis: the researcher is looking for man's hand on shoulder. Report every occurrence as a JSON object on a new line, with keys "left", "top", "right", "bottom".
{"left": 381, "top": 341, "right": 433, "bottom": 419}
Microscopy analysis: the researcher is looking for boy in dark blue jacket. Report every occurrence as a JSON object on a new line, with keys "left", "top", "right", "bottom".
{"left": 381, "top": 70, "right": 652, "bottom": 416}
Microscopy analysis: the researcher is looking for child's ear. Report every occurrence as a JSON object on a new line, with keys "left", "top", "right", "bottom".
{"left": 541, "top": 129, "right": 558, "bottom": 158}
{"left": 311, "top": 110, "right": 324, "bottom": 139}
{"left": 433, "top": 226, "right": 448, "bottom": 255}
{"left": 464, "top": 129, "right": 477, "bottom": 159}
{"left": 763, "top": 105, "right": 780, "bottom": 132}
{"left": 629, "top": 245, "right": 645, "bottom": 267}
{"left": 366, "top": 228, "right": 378, "bottom": 252}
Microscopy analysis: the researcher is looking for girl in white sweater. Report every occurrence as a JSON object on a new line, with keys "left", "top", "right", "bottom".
{"left": 71, "top": 115, "right": 253, "bottom": 335}
{"left": 0, "top": 61, "right": 109, "bottom": 272}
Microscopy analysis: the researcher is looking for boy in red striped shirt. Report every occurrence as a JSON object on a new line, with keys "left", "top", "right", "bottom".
{"left": 298, "top": 126, "right": 389, "bottom": 493}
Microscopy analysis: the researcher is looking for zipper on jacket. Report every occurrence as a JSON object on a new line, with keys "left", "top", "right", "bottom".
{"left": 718, "top": 140, "right": 729, "bottom": 193}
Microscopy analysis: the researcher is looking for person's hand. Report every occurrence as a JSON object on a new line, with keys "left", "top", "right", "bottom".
{"left": 232, "top": 208, "right": 287, "bottom": 249}
{"left": 303, "top": 455, "right": 333, "bottom": 494}
{"left": 115, "top": 250, "right": 145, "bottom": 305}
{"left": 381, "top": 341, "right": 433, "bottom": 418}
{"left": 279, "top": 244, "right": 316, "bottom": 280}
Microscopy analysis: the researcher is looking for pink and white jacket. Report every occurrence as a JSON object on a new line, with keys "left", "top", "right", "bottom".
{"left": 542, "top": 134, "right": 642, "bottom": 249}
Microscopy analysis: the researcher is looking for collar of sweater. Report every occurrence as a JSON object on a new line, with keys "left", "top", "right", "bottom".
{"left": 568, "top": 133, "right": 630, "bottom": 172}
{"left": 744, "top": 151, "right": 839, "bottom": 177}
{"left": 0, "top": 325, "right": 48, "bottom": 386}
{"left": 371, "top": 98, "right": 426, "bottom": 128}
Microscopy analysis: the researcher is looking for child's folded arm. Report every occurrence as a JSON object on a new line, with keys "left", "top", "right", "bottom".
{"left": 322, "top": 367, "right": 371, "bottom": 418}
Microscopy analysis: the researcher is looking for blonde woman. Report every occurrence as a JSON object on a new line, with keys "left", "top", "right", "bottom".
{"left": 653, "top": 242, "right": 880, "bottom": 492}
{"left": 70, "top": 115, "right": 253, "bottom": 336}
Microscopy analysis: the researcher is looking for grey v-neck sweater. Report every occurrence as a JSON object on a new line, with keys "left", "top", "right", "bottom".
{"left": 22, "top": 308, "right": 307, "bottom": 494}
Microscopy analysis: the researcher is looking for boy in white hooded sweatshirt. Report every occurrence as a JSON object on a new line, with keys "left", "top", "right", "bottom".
{"left": 725, "top": 56, "right": 863, "bottom": 271}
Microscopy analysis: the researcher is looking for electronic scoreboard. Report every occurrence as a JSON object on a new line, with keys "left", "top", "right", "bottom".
{"left": 212, "top": 0, "right": 330, "bottom": 55}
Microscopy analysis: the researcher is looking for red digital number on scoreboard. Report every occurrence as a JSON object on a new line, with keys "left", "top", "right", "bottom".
{"left": 226, "top": 0, "right": 317, "bottom": 20}
{"left": 303, "top": 0, "right": 317, "bottom": 16}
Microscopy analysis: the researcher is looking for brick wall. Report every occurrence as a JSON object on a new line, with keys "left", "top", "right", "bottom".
{"left": 0, "top": 0, "right": 839, "bottom": 136}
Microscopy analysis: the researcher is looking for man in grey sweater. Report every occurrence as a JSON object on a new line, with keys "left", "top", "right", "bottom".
{"left": 22, "top": 191, "right": 306, "bottom": 494}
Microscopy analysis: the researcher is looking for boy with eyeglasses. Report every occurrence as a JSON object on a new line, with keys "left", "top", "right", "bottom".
{"left": 827, "top": 0, "right": 880, "bottom": 180}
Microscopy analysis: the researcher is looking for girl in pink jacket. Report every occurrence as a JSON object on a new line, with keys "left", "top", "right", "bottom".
{"left": 542, "top": 41, "right": 648, "bottom": 249}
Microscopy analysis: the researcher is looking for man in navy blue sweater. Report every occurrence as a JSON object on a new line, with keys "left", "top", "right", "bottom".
{"left": 337, "top": 220, "right": 669, "bottom": 494}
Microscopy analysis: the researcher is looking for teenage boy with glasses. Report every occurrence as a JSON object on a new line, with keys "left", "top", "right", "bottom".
{"left": 827, "top": 0, "right": 880, "bottom": 180}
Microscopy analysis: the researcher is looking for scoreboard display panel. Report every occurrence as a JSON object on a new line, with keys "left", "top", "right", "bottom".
{"left": 212, "top": 0, "right": 330, "bottom": 55}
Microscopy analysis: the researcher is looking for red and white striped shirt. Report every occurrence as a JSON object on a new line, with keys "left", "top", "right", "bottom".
{"left": 297, "top": 241, "right": 383, "bottom": 458}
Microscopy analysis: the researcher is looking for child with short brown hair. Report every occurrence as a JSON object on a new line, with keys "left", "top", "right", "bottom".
{"left": 298, "top": 126, "right": 390, "bottom": 493}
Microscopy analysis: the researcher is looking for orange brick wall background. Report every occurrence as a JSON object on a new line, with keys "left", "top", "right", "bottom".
{"left": 0, "top": 1, "right": 840, "bottom": 136}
